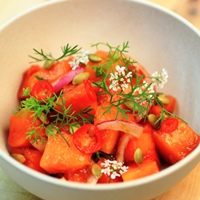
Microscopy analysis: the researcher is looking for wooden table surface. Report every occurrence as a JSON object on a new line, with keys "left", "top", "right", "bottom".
{"left": 0, "top": 0, "right": 200, "bottom": 200}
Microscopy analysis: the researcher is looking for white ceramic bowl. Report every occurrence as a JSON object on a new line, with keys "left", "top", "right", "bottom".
{"left": 0, "top": 0, "right": 199, "bottom": 200}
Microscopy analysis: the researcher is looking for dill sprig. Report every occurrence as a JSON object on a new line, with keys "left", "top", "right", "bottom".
{"left": 91, "top": 41, "right": 137, "bottom": 77}
{"left": 17, "top": 89, "right": 95, "bottom": 145}
{"left": 91, "top": 42, "right": 177, "bottom": 123}
{"left": 29, "top": 44, "right": 81, "bottom": 68}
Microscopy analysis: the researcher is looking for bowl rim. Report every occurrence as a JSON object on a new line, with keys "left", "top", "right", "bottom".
{"left": 1, "top": 0, "right": 200, "bottom": 36}
{"left": 0, "top": 145, "right": 199, "bottom": 190}
{"left": 0, "top": 0, "right": 200, "bottom": 191}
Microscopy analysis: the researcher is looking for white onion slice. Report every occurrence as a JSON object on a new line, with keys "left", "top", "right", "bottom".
{"left": 87, "top": 175, "right": 98, "bottom": 184}
{"left": 31, "top": 139, "right": 47, "bottom": 152}
{"left": 115, "top": 133, "right": 133, "bottom": 163}
{"left": 96, "top": 120, "right": 143, "bottom": 138}
{"left": 52, "top": 67, "right": 85, "bottom": 93}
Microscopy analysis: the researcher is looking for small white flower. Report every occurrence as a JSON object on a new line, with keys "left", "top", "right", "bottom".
{"left": 100, "top": 159, "right": 128, "bottom": 180}
{"left": 110, "top": 72, "right": 119, "bottom": 81}
{"left": 109, "top": 80, "right": 120, "bottom": 91}
{"left": 116, "top": 65, "right": 126, "bottom": 76}
{"left": 109, "top": 65, "right": 133, "bottom": 92}
{"left": 121, "top": 82, "right": 129, "bottom": 91}
{"left": 110, "top": 171, "right": 120, "bottom": 179}
{"left": 126, "top": 71, "right": 133, "bottom": 79}
{"left": 69, "top": 60, "right": 79, "bottom": 70}
{"left": 119, "top": 166, "right": 129, "bottom": 175}
{"left": 151, "top": 68, "right": 168, "bottom": 88}
{"left": 69, "top": 50, "right": 89, "bottom": 70}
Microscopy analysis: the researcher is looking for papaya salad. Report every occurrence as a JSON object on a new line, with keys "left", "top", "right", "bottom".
{"left": 8, "top": 42, "right": 199, "bottom": 184}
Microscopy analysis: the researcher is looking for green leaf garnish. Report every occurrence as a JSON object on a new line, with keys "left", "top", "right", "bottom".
{"left": 29, "top": 44, "right": 81, "bottom": 68}
{"left": 17, "top": 92, "right": 95, "bottom": 145}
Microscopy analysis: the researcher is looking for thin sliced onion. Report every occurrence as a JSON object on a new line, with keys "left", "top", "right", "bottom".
{"left": 115, "top": 133, "right": 133, "bottom": 163}
{"left": 52, "top": 67, "right": 85, "bottom": 93}
{"left": 31, "top": 139, "right": 47, "bottom": 152}
{"left": 87, "top": 174, "right": 98, "bottom": 184}
{"left": 96, "top": 120, "right": 143, "bottom": 138}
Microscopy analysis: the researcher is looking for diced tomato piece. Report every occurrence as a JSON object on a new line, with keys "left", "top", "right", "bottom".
{"left": 164, "top": 95, "right": 176, "bottom": 113}
{"left": 95, "top": 98, "right": 137, "bottom": 125}
{"left": 153, "top": 119, "right": 200, "bottom": 164}
{"left": 10, "top": 147, "right": 47, "bottom": 174}
{"left": 122, "top": 160, "right": 159, "bottom": 182}
{"left": 143, "top": 122, "right": 153, "bottom": 133}
{"left": 23, "top": 148, "right": 47, "bottom": 173}
{"left": 18, "top": 58, "right": 72, "bottom": 100}
{"left": 94, "top": 102, "right": 121, "bottom": 124}
{"left": 83, "top": 80, "right": 97, "bottom": 102}
{"left": 40, "top": 58, "right": 73, "bottom": 82}
{"left": 124, "top": 123, "right": 160, "bottom": 166}
{"left": 85, "top": 50, "right": 108, "bottom": 82}
{"left": 56, "top": 80, "right": 97, "bottom": 115}
{"left": 73, "top": 124, "right": 103, "bottom": 154}
{"left": 99, "top": 129, "right": 120, "bottom": 154}
{"left": 18, "top": 65, "right": 41, "bottom": 99}
{"left": 8, "top": 109, "right": 45, "bottom": 148}
{"left": 64, "top": 166, "right": 92, "bottom": 183}
{"left": 40, "top": 132, "right": 92, "bottom": 174}
{"left": 150, "top": 95, "right": 177, "bottom": 117}
{"left": 150, "top": 105, "right": 162, "bottom": 117}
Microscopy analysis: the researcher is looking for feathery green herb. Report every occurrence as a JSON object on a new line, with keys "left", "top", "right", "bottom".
{"left": 29, "top": 44, "right": 81, "bottom": 68}
{"left": 17, "top": 41, "right": 181, "bottom": 146}
{"left": 90, "top": 42, "right": 177, "bottom": 124}
{"left": 18, "top": 88, "right": 95, "bottom": 145}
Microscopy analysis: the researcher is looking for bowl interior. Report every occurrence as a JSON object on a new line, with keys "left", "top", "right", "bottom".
{"left": 0, "top": 0, "right": 199, "bottom": 200}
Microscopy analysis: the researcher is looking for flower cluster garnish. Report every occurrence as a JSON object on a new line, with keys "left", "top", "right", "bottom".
{"left": 151, "top": 68, "right": 168, "bottom": 88}
{"left": 91, "top": 42, "right": 178, "bottom": 123}
{"left": 109, "top": 65, "right": 133, "bottom": 91}
{"left": 26, "top": 41, "right": 180, "bottom": 144}
{"left": 69, "top": 50, "right": 89, "bottom": 70}
{"left": 109, "top": 67, "right": 168, "bottom": 93}
{"left": 100, "top": 159, "right": 128, "bottom": 179}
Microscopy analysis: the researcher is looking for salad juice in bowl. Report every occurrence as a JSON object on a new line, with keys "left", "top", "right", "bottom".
{"left": 0, "top": 0, "right": 199, "bottom": 200}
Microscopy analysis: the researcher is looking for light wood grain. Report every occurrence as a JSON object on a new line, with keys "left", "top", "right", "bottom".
{"left": 149, "top": 0, "right": 200, "bottom": 29}
{"left": 154, "top": 163, "right": 200, "bottom": 200}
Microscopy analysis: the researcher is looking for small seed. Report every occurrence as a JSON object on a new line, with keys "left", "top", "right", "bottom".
{"left": 72, "top": 72, "right": 90, "bottom": 85}
{"left": 109, "top": 51, "right": 119, "bottom": 61}
{"left": 91, "top": 163, "right": 102, "bottom": 179}
{"left": 37, "top": 112, "right": 49, "bottom": 124}
{"left": 69, "top": 124, "right": 81, "bottom": 134}
{"left": 46, "top": 123, "right": 58, "bottom": 135}
{"left": 44, "top": 60, "right": 55, "bottom": 69}
{"left": 134, "top": 148, "right": 144, "bottom": 164}
{"left": 125, "top": 100, "right": 134, "bottom": 110}
{"left": 88, "top": 54, "right": 102, "bottom": 63}
{"left": 11, "top": 154, "right": 26, "bottom": 164}
{"left": 125, "top": 100, "right": 138, "bottom": 112}
{"left": 148, "top": 114, "right": 159, "bottom": 129}
{"left": 158, "top": 94, "right": 170, "bottom": 105}
{"left": 163, "top": 113, "right": 169, "bottom": 120}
